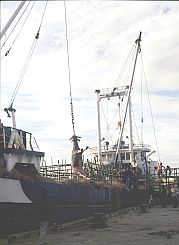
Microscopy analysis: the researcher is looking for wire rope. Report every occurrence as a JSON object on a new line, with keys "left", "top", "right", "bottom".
{"left": 100, "top": 103, "right": 114, "bottom": 146}
{"left": 1, "top": 1, "right": 31, "bottom": 50}
{"left": 141, "top": 54, "right": 161, "bottom": 163}
{"left": 1, "top": 1, "right": 36, "bottom": 59}
{"left": 114, "top": 43, "right": 136, "bottom": 87}
{"left": 63, "top": 0, "right": 76, "bottom": 135}
{"left": 8, "top": 1, "right": 48, "bottom": 107}
{"left": 131, "top": 105, "right": 141, "bottom": 145}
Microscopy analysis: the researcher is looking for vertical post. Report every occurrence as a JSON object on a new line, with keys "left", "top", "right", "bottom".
{"left": 58, "top": 160, "right": 60, "bottom": 181}
{"left": 95, "top": 90, "right": 102, "bottom": 164}
{"left": 9, "top": 108, "right": 17, "bottom": 129}
{"left": 45, "top": 160, "right": 47, "bottom": 178}
{"left": 115, "top": 32, "right": 142, "bottom": 164}
{"left": 128, "top": 95, "right": 134, "bottom": 165}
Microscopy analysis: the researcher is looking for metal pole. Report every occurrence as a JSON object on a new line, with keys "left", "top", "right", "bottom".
{"left": 0, "top": 1, "right": 26, "bottom": 40}
{"left": 128, "top": 95, "right": 134, "bottom": 164}
{"left": 115, "top": 32, "right": 142, "bottom": 163}
{"left": 95, "top": 90, "right": 102, "bottom": 164}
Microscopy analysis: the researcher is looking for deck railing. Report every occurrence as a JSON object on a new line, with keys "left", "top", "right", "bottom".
{"left": 40, "top": 159, "right": 179, "bottom": 191}
{"left": 0, "top": 125, "right": 40, "bottom": 151}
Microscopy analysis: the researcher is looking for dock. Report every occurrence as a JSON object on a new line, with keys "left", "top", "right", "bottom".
{"left": 1, "top": 206, "right": 179, "bottom": 245}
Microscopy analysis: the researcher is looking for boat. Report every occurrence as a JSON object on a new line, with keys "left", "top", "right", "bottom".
{"left": 0, "top": 3, "right": 173, "bottom": 238}
{"left": 0, "top": 30, "right": 150, "bottom": 238}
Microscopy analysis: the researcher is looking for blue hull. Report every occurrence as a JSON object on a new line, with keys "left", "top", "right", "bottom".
{"left": 0, "top": 178, "right": 149, "bottom": 237}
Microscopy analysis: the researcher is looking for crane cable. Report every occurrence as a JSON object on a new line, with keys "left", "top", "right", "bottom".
{"left": 8, "top": 1, "right": 48, "bottom": 108}
{"left": 63, "top": 0, "right": 76, "bottom": 136}
{"left": 1, "top": 1, "right": 31, "bottom": 51}
{"left": 2, "top": 1, "right": 36, "bottom": 59}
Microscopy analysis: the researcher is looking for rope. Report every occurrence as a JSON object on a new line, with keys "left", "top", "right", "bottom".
{"left": 141, "top": 54, "right": 161, "bottom": 163}
{"left": 63, "top": 0, "right": 76, "bottom": 135}
{"left": 8, "top": 1, "right": 48, "bottom": 107}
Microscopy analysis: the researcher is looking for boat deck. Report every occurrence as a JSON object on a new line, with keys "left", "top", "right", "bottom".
{"left": 2, "top": 206, "right": 179, "bottom": 245}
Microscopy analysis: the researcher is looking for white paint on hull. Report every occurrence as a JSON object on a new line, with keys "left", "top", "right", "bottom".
{"left": 3, "top": 152, "right": 41, "bottom": 173}
{"left": 0, "top": 178, "right": 32, "bottom": 203}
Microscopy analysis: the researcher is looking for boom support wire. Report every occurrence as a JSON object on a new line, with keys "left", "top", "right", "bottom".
{"left": 141, "top": 54, "right": 161, "bottom": 163}
{"left": 63, "top": 0, "right": 76, "bottom": 136}
{"left": 1, "top": 1, "right": 34, "bottom": 54}
{"left": 8, "top": 1, "right": 48, "bottom": 108}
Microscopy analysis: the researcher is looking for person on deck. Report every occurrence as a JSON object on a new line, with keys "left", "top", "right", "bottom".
{"left": 157, "top": 162, "right": 164, "bottom": 178}
{"left": 165, "top": 165, "right": 172, "bottom": 177}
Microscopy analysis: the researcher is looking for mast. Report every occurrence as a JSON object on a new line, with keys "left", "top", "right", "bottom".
{"left": 0, "top": 1, "right": 26, "bottom": 40}
{"left": 115, "top": 31, "right": 142, "bottom": 164}
{"left": 128, "top": 95, "right": 134, "bottom": 164}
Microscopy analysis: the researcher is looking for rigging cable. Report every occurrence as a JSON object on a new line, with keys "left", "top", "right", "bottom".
{"left": 2, "top": 1, "right": 36, "bottom": 59}
{"left": 100, "top": 101, "right": 114, "bottom": 145}
{"left": 63, "top": 0, "right": 76, "bottom": 136}
{"left": 140, "top": 53, "right": 144, "bottom": 145}
{"left": 131, "top": 105, "right": 142, "bottom": 145}
{"left": 8, "top": 1, "right": 48, "bottom": 107}
{"left": 141, "top": 54, "right": 161, "bottom": 163}
{"left": 114, "top": 43, "right": 136, "bottom": 88}
{"left": 122, "top": 47, "right": 137, "bottom": 88}
{"left": 1, "top": 1, "right": 31, "bottom": 51}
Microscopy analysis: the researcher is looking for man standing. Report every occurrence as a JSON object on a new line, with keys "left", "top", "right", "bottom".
{"left": 157, "top": 162, "right": 164, "bottom": 178}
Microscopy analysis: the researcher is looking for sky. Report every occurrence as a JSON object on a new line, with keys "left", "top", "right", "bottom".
{"left": 1, "top": 1, "right": 179, "bottom": 168}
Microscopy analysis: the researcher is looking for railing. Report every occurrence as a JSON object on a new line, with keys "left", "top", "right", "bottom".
{"left": 0, "top": 126, "right": 39, "bottom": 151}
{"left": 149, "top": 167, "right": 179, "bottom": 191}
{"left": 40, "top": 159, "right": 74, "bottom": 181}
{"left": 40, "top": 158, "right": 179, "bottom": 191}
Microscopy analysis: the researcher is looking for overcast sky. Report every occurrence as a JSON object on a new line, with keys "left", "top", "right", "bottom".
{"left": 1, "top": 1, "right": 179, "bottom": 167}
